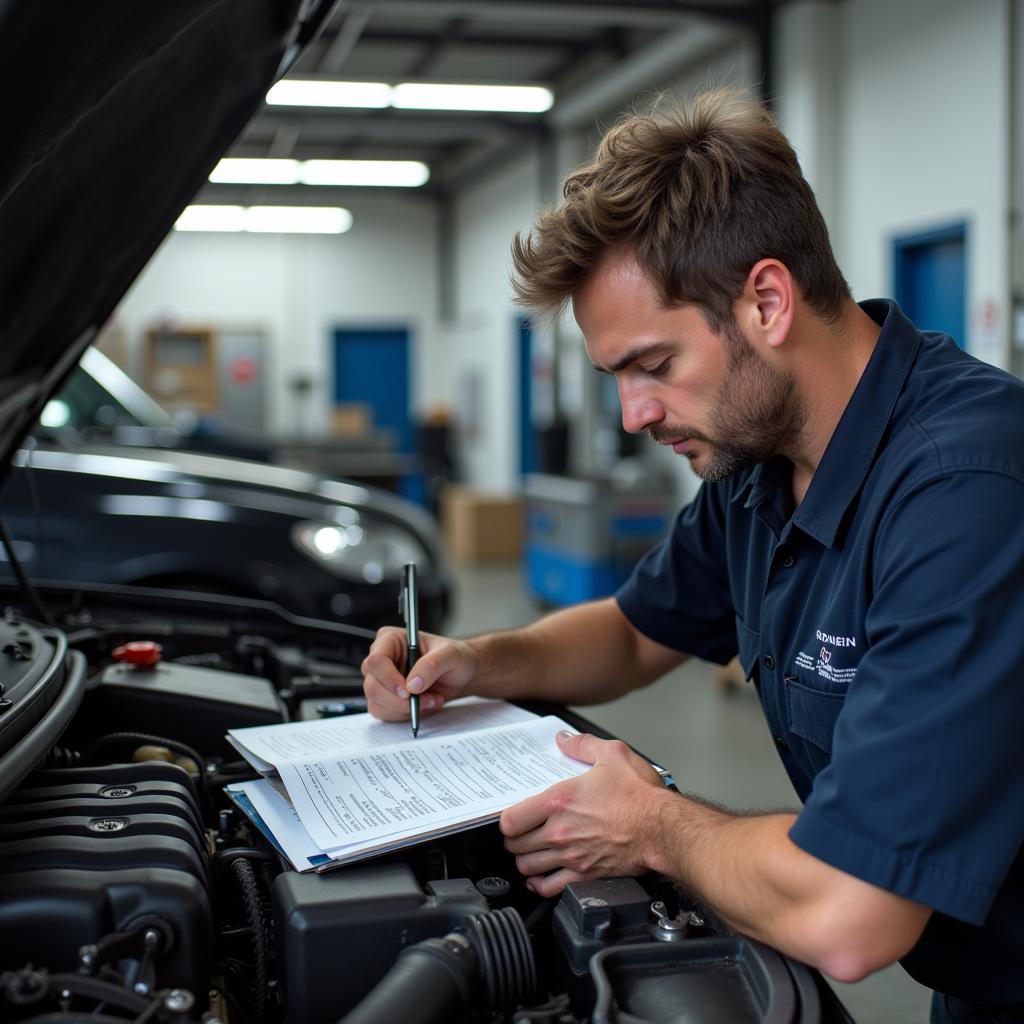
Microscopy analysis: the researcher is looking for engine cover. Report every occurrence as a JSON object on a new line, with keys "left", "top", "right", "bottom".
{"left": 0, "top": 761, "right": 212, "bottom": 999}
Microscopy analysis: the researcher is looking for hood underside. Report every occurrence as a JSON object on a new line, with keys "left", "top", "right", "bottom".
{"left": 0, "top": 0, "right": 328, "bottom": 485}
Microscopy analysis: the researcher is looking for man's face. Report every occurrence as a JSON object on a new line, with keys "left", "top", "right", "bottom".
{"left": 573, "top": 253, "right": 803, "bottom": 482}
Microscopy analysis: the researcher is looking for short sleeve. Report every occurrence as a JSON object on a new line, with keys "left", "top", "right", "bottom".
{"left": 615, "top": 482, "right": 737, "bottom": 663}
{"left": 790, "top": 470, "right": 1024, "bottom": 924}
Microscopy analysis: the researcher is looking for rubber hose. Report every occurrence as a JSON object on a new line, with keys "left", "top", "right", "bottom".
{"left": 338, "top": 936, "right": 478, "bottom": 1024}
{"left": 231, "top": 858, "right": 269, "bottom": 1024}
{"left": 338, "top": 907, "right": 536, "bottom": 1024}
{"left": 463, "top": 909, "right": 536, "bottom": 1008}
{"left": 80, "top": 731, "right": 205, "bottom": 784}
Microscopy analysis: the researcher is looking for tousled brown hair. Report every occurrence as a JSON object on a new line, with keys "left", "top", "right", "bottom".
{"left": 511, "top": 88, "right": 849, "bottom": 329}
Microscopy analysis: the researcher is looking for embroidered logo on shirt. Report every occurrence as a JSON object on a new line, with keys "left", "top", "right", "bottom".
{"left": 815, "top": 628, "right": 857, "bottom": 648}
{"left": 795, "top": 637, "right": 858, "bottom": 685}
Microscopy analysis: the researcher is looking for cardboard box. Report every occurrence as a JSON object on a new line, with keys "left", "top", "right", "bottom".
{"left": 441, "top": 485, "right": 523, "bottom": 562}
{"left": 331, "top": 403, "right": 373, "bottom": 437}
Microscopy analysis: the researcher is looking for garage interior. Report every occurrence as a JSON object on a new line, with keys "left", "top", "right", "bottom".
{"left": 18, "top": 1, "right": 1024, "bottom": 1021}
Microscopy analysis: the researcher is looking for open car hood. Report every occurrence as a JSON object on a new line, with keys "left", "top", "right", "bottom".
{"left": 0, "top": 0, "right": 332, "bottom": 483}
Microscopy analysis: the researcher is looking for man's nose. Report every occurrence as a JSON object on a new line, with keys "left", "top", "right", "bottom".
{"left": 618, "top": 380, "right": 663, "bottom": 434}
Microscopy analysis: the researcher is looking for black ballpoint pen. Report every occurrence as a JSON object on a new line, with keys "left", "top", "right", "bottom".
{"left": 400, "top": 562, "right": 421, "bottom": 737}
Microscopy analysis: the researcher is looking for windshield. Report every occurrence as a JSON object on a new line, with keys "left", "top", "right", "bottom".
{"left": 40, "top": 348, "right": 174, "bottom": 432}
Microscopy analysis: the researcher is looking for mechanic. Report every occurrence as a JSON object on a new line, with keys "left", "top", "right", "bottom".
{"left": 362, "top": 88, "right": 1024, "bottom": 1021}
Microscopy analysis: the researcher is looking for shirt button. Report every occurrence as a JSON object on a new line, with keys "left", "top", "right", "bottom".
{"left": 781, "top": 553, "right": 795, "bottom": 568}
{"left": 763, "top": 654, "right": 776, "bottom": 670}
{"left": 774, "top": 735, "right": 789, "bottom": 751}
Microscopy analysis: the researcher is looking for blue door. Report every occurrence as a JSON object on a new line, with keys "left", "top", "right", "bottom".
{"left": 518, "top": 317, "right": 536, "bottom": 477}
{"left": 333, "top": 327, "right": 422, "bottom": 502}
{"left": 892, "top": 222, "right": 967, "bottom": 349}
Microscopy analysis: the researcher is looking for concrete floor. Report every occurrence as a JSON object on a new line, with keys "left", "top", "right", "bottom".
{"left": 445, "top": 561, "right": 934, "bottom": 1024}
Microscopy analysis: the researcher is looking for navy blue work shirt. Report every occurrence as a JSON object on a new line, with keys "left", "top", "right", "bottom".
{"left": 616, "top": 300, "right": 1024, "bottom": 1004}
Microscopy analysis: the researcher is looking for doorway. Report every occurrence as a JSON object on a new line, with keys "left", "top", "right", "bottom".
{"left": 332, "top": 326, "right": 422, "bottom": 502}
{"left": 518, "top": 317, "right": 536, "bottom": 477}
{"left": 892, "top": 222, "right": 968, "bottom": 348}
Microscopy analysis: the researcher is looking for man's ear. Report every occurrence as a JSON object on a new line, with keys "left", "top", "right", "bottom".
{"left": 739, "top": 259, "right": 794, "bottom": 350}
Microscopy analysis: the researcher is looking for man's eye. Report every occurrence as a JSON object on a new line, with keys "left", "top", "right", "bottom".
{"left": 645, "top": 360, "right": 671, "bottom": 378}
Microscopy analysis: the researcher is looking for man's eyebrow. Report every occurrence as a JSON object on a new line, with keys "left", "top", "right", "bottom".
{"left": 592, "top": 341, "right": 675, "bottom": 374}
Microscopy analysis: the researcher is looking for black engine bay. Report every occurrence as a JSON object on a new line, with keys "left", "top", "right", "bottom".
{"left": 0, "top": 584, "right": 849, "bottom": 1024}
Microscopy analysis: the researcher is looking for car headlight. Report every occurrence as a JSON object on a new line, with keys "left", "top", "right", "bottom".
{"left": 291, "top": 520, "right": 429, "bottom": 584}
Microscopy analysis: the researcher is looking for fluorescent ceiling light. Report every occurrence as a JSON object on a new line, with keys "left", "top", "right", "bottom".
{"left": 174, "top": 205, "right": 352, "bottom": 234}
{"left": 209, "top": 158, "right": 429, "bottom": 188}
{"left": 245, "top": 206, "right": 352, "bottom": 233}
{"left": 174, "top": 205, "right": 246, "bottom": 232}
{"left": 266, "top": 79, "right": 553, "bottom": 113}
{"left": 209, "top": 158, "right": 300, "bottom": 184}
{"left": 301, "top": 159, "right": 429, "bottom": 187}
{"left": 391, "top": 83, "right": 553, "bottom": 113}
{"left": 267, "top": 80, "right": 391, "bottom": 108}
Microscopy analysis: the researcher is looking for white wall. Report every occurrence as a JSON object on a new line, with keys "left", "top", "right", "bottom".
{"left": 450, "top": 148, "right": 543, "bottom": 492}
{"left": 775, "top": 0, "right": 841, "bottom": 244}
{"left": 114, "top": 193, "right": 442, "bottom": 434}
{"left": 836, "top": 0, "right": 1010, "bottom": 365}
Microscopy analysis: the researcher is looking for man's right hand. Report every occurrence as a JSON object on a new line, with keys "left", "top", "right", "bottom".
{"left": 361, "top": 626, "right": 479, "bottom": 721}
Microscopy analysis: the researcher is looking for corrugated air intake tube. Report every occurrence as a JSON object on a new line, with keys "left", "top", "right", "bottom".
{"left": 338, "top": 907, "right": 536, "bottom": 1024}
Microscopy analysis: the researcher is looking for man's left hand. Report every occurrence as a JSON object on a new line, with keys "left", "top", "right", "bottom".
{"left": 499, "top": 731, "right": 671, "bottom": 897}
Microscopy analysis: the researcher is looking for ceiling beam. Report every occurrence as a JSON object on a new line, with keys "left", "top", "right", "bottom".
{"left": 435, "top": 134, "right": 538, "bottom": 193}
{"left": 354, "top": 27, "right": 621, "bottom": 50}
{"left": 549, "top": 19, "right": 740, "bottom": 128}
{"left": 319, "top": 2, "right": 374, "bottom": 73}
{"left": 362, "top": 1, "right": 693, "bottom": 28}
{"left": 540, "top": 25, "right": 631, "bottom": 83}
{"left": 406, "top": 16, "right": 468, "bottom": 77}
{"left": 194, "top": 183, "right": 439, "bottom": 204}
{"left": 247, "top": 111, "right": 540, "bottom": 144}
{"left": 266, "top": 121, "right": 302, "bottom": 158}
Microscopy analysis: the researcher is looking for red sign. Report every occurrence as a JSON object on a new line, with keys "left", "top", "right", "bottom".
{"left": 231, "top": 357, "right": 257, "bottom": 385}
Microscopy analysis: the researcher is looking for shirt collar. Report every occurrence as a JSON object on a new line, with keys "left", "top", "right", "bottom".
{"left": 789, "top": 298, "right": 921, "bottom": 547}
{"left": 731, "top": 456, "right": 787, "bottom": 509}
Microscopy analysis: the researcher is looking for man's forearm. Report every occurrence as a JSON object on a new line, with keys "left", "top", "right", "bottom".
{"left": 647, "top": 791, "right": 930, "bottom": 981}
{"left": 650, "top": 798, "right": 821, "bottom": 957}
{"left": 465, "top": 598, "right": 684, "bottom": 706}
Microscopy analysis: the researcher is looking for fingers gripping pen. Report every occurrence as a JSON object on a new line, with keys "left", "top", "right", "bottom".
{"left": 400, "top": 562, "right": 421, "bottom": 737}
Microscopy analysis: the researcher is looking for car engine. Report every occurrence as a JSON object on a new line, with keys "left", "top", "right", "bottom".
{"left": 0, "top": 585, "right": 845, "bottom": 1024}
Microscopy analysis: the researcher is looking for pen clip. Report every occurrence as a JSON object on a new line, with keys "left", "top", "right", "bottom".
{"left": 401, "top": 562, "right": 419, "bottom": 642}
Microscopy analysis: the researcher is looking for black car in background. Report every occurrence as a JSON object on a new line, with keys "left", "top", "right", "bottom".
{"left": 41, "top": 346, "right": 279, "bottom": 462}
{"left": 1, "top": 347, "right": 450, "bottom": 631}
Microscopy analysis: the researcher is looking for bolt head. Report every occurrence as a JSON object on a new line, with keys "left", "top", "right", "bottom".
{"left": 100, "top": 785, "right": 135, "bottom": 799}
{"left": 164, "top": 989, "right": 195, "bottom": 1013}
{"left": 88, "top": 817, "right": 128, "bottom": 833}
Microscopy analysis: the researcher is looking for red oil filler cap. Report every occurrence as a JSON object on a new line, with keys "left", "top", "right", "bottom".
{"left": 111, "top": 640, "right": 163, "bottom": 668}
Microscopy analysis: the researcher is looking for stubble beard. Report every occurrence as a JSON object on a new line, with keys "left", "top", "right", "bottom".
{"left": 650, "top": 320, "right": 805, "bottom": 484}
